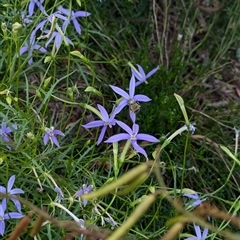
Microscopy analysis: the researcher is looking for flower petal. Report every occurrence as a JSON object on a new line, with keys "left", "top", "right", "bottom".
{"left": 129, "top": 75, "right": 136, "bottom": 98}
{"left": 43, "top": 133, "right": 49, "bottom": 145}
{"left": 0, "top": 186, "right": 6, "bottom": 194}
{"left": 84, "top": 185, "right": 93, "bottom": 192}
{"left": 28, "top": 2, "right": 34, "bottom": 16}
{"left": 55, "top": 33, "right": 62, "bottom": 50}
{"left": 73, "top": 19, "right": 81, "bottom": 34}
{"left": 51, "top": 135, "right": 60, "bottom": 147}
{"left": 7, "top": 175, "right": 15, "bottom": 191}
{"left": 97, "top": 126, "right": 107, "bottom": 145}
{"left": 114, "top": 99, "right": 128, "bottom": 114}
{"left": 1, "top": 199, "right": 6, "bottom": 212}
{"left": 131, "top": 67, "right": 143, "bottom": 81}
{"left": 33, "top": 45, "right": 47, "bottom": 53}
{"left": 57, "top": 7, "right": 70, "bottom": 16}
{"left": 45, "top": 31, "right": 56, "bottom": 48}
{"left": 129, "top": 111, "right": 136, "bottom": 123}
{"left": 134, "top": 94, "right": 151, "bottom": 102}
{"left": 55, "top": 13, "right": 70, "bottom": 22}
{"left": 11, "top": 199, "right": 22, "bottom": 213}
{"left": 0, "top": 203, "right": 5, "bottom": 216}
{"left": 194, "top": 224, "right": 201, "bottom": 239}
{"left": 135, "top": 80, "right": 143, "bottom": 87}
{"left": 53, "top": 130, "right": 65, "bottom": 136}
{"left": 183, "top": 193, "right": 199, "bottom": 200}
{"left": 83, "top": 199, "right": 88, "bottom": 207}
{"left": 192, "top": 199, "right": 202, "bottom": 207}
{"left": 4, "top": 127, "right": 12, "bottom": 134}
{"left": 1, "top": 122, "right": 7, "bottom": 132}
{"left": 146, "top": 66, "right": 159, "bottom": 78}
{"left": 202, "top": 227, "right": 209, "bottom": 238}
{"left": 104, "top": 133, "right": 130, "bottom": 143}
{"left": 10, "top": 188, "right": 24, "bottom": 195}
{"left": 137, "top": 64, "right": 146, "bottom": 78}
{"left": 6, "top": 212, "right": 23, "bottom": 220}
{"left": 97, "top": 104, "right": 109, "bottom": 121}
{"left": 136, "top": 134, "right": 159, "bottom": 142}
{"left": 109, "top": 85, "right": 129, "bottom": 99}
{"left": 116, "top": 120, "right": 132, "bottom": 135}
{"left": 76, "top": 189, "right": 84, "bottom": 197}
{"left": 20, "top": 46, "right": 28, "bottom": 55}
{"left": 132, "top": 124, "right": 139, "bottom": 135}
{"left": 132, "top": 140, "right": 147, "bottom": 158}
{"left": 74, "top": 11, "right": 91, "bottom": 18}
{"left": 82, "top": 120, "right": 104, "bottom": 128}
{"left": 0, "top": 220, "right": 5, "bottom": 236}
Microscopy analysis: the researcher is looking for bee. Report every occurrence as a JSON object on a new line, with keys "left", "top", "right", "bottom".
{"left": 128, "top": 99, "right": 141, "bottom": 113}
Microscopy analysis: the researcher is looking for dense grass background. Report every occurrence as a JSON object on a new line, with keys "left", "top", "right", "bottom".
{"left": 0, "top": 0, "right": 240, "bottom": 239}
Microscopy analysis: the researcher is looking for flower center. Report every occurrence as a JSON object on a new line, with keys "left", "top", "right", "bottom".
{"left": 104, "top": 121, "right": 113, "bottom": 128}
{"left": 46, "top": 127, "right": 54, "bottom": 136}
{"left": 130, "top": 132, "right": 137, "bottom": 140}
{"left": 128, "top": 99, "right": 141, "bottom": 113}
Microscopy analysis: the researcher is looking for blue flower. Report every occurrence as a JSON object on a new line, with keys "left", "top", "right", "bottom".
{"left": 57, "top": 6, "right": 91, "bottom": 34}
{"left": 105, "top": 121, "right": 159, "bottom": 158}
{"left": 76, "top": 185, "right": 93, "bottom": 207}
{"left": 44, "top": 30, "right": 73, "bottom": 50}
{"left": 110, "top": 75, "right": 151, "bottom": 114}
{"left": 31, "top": 12, "right": 70, "bottom": 38}
{"left": 21, "top": 12, "right": 33, "bottom": 26}
{"left": 43, "top": 126, "right": 64, "bottom": 147}
{"left": 28, "top": 0, "right": 46, "bottom": 16}
{"left": 131, "top": 64, "right": 159, "bottom": 87}
{"left": 0, "top": 121, "right": 15, "bottom": 142}
{"left": 0, "top": 175, "right": 24, "bottom": 213}
{"left": 0, "top": 121, "right": 17, "bottom": 149}
{"left": 82, "top": 104, "right": 117, "bottom": 145}
{"left": 185, "top": 224, "right": 208, "bottom": 240}
{"left": 0, "top": 202, "right": 23, "bottom": 236}
{"left": 183, "top": 191, "right": 202, "bottom": 207}
{"left": 20, "top": 40, "right": 47, "bottom": 65}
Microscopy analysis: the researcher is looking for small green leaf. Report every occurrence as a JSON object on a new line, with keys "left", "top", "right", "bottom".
{"left": 174, "top": 93, "right": 189, "bottom": 125}
{"left": 82, "top": 103, "right": 102, "bottom": 119}
{"left": 220, "top": 145, "right": 240, "bottom": 166}
{"left": 70, "top": 50, "right": 89, "bottom": 63}
{"left": 85, "top": 86, "right": 103, "bottom": 98}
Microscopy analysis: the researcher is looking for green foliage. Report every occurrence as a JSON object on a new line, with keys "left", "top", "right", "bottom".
{"left": 1, "top": 0, "right": 240, "bottom": 239}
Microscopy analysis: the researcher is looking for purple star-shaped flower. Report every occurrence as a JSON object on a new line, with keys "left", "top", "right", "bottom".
{"left": 82, "top": 104, "right": 117, "bottom": 145}
{"left": 131, "top": 64, "right": 159, "bottom": 87}
{"left": 0, "top": 121, "right": 16, "bottom": 143}
{"left": 76, "top": 184, "right": 93, "bottom": 207}
{"left": 185, "top": 224, "right": 208, "bottom": 240}
{"left": 44, "top": 30, "right": 73, "bottom": 50}
{"left": 105, "top": 120, "right": 159, "bottom": 158}
{"left": 21, "top": 12, "right": 33, "bottom": 26}
{"left": 28, "top": 0, "right": 46, "bottom": 16}
{"left": 32, "top": 12, "right": 69, "bottom": 34}
{"left": 110, "top": 75, "right": 151, "bottom": 114}
{"left": 57, "top": 6, "right": 91, "bottom": 34}
{"left": 20, "top": 40, "right": 47, "bottom": 65}
{"left": 43, "top": 126, "right": 64, "bottom": 147}
{"left": 0, "top": 175, "right": 24, "bottom": 213}
{"left": 183, "top": 191, "right": 202, "bottom": 207}
{"left": 0, "top": 202, "right": 23, "bottom": 236}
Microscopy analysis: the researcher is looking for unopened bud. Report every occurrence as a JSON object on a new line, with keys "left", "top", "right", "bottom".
{"left": 1, "top": 22, "right": 8, "bottom": 39}
{"left": 12, "top": 22, "right": 22, "bottom": 40}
